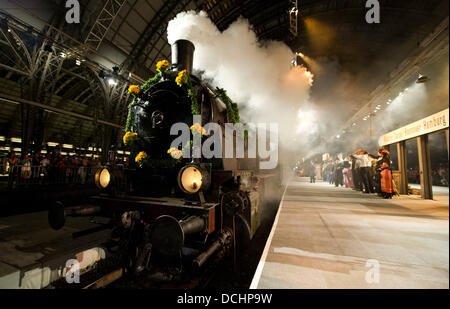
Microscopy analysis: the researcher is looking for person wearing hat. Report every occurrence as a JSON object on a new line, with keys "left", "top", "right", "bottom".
{"left": 379, "top": 149, "right": 394, "bottom": 199}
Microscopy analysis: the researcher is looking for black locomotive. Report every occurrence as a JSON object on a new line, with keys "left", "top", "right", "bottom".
{"left": 48, "top": 40, "right": 279, "bottom": 284}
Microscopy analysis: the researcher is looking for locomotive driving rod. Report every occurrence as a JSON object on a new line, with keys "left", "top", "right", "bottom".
{"left": 193, "top": 229, "right": 233, "bottom": 268}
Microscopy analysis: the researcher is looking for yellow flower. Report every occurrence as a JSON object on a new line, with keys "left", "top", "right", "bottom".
{"left": 156, "top": 60, "right": 169, "bottom": 72}
{"left": 128, "top": 85, "right": 140, "bottom": 94}
{"left": 123, "top": 132, "right": 138, "bottom": 145}
{"left": 175, "top": 70, "right": 188, "bottom": 87}
{"left": 190, "top": 123, "right": 207, "bottom": 135}
{"left": 168, "top": 148, "right": 183, "bottom": 160}
{"left": 135, "top": 151, "right": 148, "bottom": 163}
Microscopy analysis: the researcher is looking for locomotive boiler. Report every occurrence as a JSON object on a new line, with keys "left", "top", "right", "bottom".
{"left": 48, "top": 39, "right": 278, "bottom": 284}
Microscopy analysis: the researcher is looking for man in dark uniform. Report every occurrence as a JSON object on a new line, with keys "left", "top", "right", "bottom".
{"left": 334, "top": 159, "right": 344, "bottom": 187}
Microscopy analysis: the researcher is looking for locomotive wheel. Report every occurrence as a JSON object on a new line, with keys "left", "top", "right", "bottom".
{"left": 221, "top": 191, "right": 252, "bottom": 254}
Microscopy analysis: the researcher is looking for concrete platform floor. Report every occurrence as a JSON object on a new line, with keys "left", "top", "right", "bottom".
{"left": 0, "top": 211, "right": 110, "bottom": 289}
{"left": 251, "top": 179, "right": 449, "bottom": 289}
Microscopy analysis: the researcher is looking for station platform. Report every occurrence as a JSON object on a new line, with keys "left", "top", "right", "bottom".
{"left": 0, "top": 211, "right": 110, "bottom": 289}
{"left": 250, "top": 178, "right": 449, "bottom": 289}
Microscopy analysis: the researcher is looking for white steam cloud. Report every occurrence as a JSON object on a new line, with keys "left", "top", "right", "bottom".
{"left": 167, "top": 11, "right": 314, "bottom": 150}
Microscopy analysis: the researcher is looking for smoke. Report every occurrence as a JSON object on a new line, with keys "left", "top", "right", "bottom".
{"left": 167, "top": 11, "right": 313, "bottom": 152}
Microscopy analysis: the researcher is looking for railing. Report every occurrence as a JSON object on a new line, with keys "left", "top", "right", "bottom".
{"left": 6, "top": 166, "right": 101, "bottom": 189}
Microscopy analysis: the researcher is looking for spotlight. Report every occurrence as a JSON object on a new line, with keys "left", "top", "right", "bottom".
{"left": 416, "top": 74, "right": 429, "bottom": 84}
{"left": 107, "top": 78, "right": 117, "bottom": 86}
{"left": 98, "top": 70, "right": 106, "bottom": 79}
{"left": 75, "top": 59, "right": 81, "bottom": 66}
{"left": 292, "top": 52, "right": 310, "bottom": 71}
{"left": 60, "top": 52, "right": 66, "bottom": 58}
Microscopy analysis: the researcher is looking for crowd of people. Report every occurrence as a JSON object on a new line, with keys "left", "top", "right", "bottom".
{"left": 407, "top": 166, "right": 448, "bottom": 186}
{"left": 2, "top": 151, "right": 127, "bottom": 187}
{"left": 306, "top": 149, "right": 398, "bottom": 199}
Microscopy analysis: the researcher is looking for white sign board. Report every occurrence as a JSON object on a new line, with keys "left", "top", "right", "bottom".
{"left": 379, "top": 108, "right": 449, "bottom": 146}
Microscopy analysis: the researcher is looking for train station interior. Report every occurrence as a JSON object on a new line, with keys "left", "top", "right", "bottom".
{"left": 0, "top": 0, "right": 448, "bottom": 291}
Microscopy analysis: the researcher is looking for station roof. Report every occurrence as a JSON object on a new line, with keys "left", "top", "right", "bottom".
{"left": 0, "top": 0, "right": 448, "bottom": 148}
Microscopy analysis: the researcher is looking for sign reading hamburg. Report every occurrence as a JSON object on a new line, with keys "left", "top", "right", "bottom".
{"left": 379, "top": 108, "right": 449, "bottom": 146}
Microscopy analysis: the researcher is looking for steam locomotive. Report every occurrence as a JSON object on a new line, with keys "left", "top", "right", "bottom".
{"left": 48, "top": 40, "right": 279, "bottom": 285}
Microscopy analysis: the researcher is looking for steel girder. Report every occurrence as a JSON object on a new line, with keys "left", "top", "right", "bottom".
{"left": 84, "top": 0, "right": 127, "bottom": 50}
{"left": 122, "top": 0, "right": 198, "bottom": 74}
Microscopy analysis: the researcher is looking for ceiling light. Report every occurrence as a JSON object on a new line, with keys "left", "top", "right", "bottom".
{"left": 107, "top": 78, "right": 117, "bottom": 86}
{"left": 416, "top": 74, "right": 429, "bottom": 84}
{"left": 292, "top": 53, "right": 310, "bottom": 71}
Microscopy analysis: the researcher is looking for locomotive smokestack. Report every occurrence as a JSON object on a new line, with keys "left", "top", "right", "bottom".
{"left": 171, "top": 39, "right": 195, "bottom": 74}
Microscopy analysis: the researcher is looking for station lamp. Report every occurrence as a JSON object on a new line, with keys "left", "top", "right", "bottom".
{"left": 99, "top": 67, "right": 120, "bottom": 86}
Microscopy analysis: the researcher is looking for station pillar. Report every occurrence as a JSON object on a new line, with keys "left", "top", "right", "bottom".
{"left": 417, "top": 135, "right": 433, "bottom": 200}
{"left": 397, "top": 141, "right": 408, "bottom": 195}
{"left": 445, "top": 129, "right": 449, "bottom": 158}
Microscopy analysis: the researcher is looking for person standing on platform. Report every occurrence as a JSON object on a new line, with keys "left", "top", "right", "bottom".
{"left": 353, "top": 150, "right": 374, "bottom": 194}
{"left": 309, "top": 160, "right": 316, "bottom": 183}
{"left": 374, "top": 149, "right": 385, "bottom": 197}
{"left": 379, "top": 149, "right": 394, "bottom": 199}
{"left": 334, "top": 159, "right": 344, "bottom": 187}
{"left": 343, "top": 158, "right": 354, "bottom": 188}
{"left": 315, "top": 162, "right": 322, "bottom": 181}
{"left": 351, "top": 155, "right": 361, "bottom": 191}
{"left": 324, "top": 161, "right": 332, "bottom": 184}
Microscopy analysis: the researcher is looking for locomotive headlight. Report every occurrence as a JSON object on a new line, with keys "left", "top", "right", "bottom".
{"left": 95, "top": 168, "right": 111, "bottom": 189}
{"left": 178, "top": 165, "right": 203, "bottom": 194}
